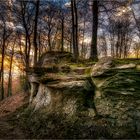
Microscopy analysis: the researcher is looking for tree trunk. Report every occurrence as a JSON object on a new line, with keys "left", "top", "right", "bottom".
{"left": 90, "top": 0, "right": 99, "bottom": 61}
{"left": 61, "top": 17, "right": 64, "bottom": 52}
{"left": 7, "top": 41, "right": 15, "bottom": 97}
{"left": 81, "top": 16, "right": 86, "bottom": 59}
{"left": 0, "top": 29, "right": 6, "bottom": 100}
{"left": 48, "top": 30, "right": 52, "bottom": 51}
{"left": 0, "top": 43, "right": 5, "bottom": 100}
{"left": 33, "top": 0, "right": 40, "bottom": 66}
{"left": 110, "top": 34, "right": 115, "bottom": 58}
{"left": 71, "top": 0, "right": 79, "bottom": 60}
{"left": 74, "top": 0, "right": 79, "bottom": 56}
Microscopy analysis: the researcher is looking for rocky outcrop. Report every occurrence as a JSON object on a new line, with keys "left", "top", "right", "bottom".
{"left": 91, "top": 57, "right": 140, "bottom": 138}
{"left": 28, "top": 52, "right": 96, "bottom": 116}
{"left": 27, "top": 54, "right": 140, "bottom": 138}
{"left": 29, "top": 74, "right": 96, "bottom": 116}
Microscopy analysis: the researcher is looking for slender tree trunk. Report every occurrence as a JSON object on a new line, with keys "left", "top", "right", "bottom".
{"left": 90, "top": 0, "right": 99, "bottom": 61}
{"left": 48, "top": 30, "right": 52, "bottom": 51}
{"left": 21, "top": 2, "right": 31, "bottom": 69}
{"left": 38, "top": 33, "right": 41, "bottom": 58}
{"left": 119, "top": 30, "right": 123, "bottom": 58}
{"left": 61, "top": 17, "right": 64, "bottom": 52}
{"left": 136, "top": 50, "right": 139, "bottom": 59}
{"left": 19, "top": 33, "right": 30, "bottom": 92}
{"left": 20, "top": 1, "right": 32, "bottom": 92}
{"left": 71, "top": 0, "right": 79, "bottom": 60}
{"left": 7, "top": 41, "right": 15, "bottom": 97}
{"left": 116, "top": 28, "right": 120, "bottom": 58}
{"left": 111, "top": 35, "right": 115, "bottom": 58}
{"left": 70, "top": 32, "right": 72, "bottom": 53}
{"left": 81, "top": 16, "right": 86, "bottom": 59}
{"left": 71, "top": 0, "right": 75, "bottom": 54}
{"left": 0, "top": 30, "right": 6, "bottom": 100}
{"left": 103, "top": 34, "right": 107, "bottom": 57}
{"left": 1, "top": 44, "right": 5, "bottom": 100}
{"left": 52, "top": 26, "right": 59, "bottom": 50}
{"left": 74, "top": 0, "right": 79, "bottom": 55}
{"left": 33, "top": 0, "right": 40, "bottom": 66}
{"left": 25, "top": 35, "right": 29, "bottom": 70}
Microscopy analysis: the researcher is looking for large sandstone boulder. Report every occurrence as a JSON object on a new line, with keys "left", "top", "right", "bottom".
{"left": 31, "top": 76, "right": 95, "bottom": 116}
{"left": 91, "top": 58, "right": 140, "bottom": 138}
{"left": 28, "top": 52, "right": 96, "bottom": 116}
{"left": 27, "top": 54, "right": 140, "bottom": 138}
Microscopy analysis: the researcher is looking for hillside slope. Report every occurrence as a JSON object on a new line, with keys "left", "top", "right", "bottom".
{"left": 0, "top": 93, "right": 28, "bottom": 139}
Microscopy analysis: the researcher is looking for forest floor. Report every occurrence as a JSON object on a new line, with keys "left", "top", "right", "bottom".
{"left": 0, "top": 92, "right": 29, "bottom": 139}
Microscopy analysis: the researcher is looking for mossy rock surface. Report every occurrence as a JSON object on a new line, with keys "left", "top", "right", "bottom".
{"left": 92, "top": 58, "right": 140, "bottom": 138}
{"left": 101, "top": 70, "right": 140, "bottom": 98}
{"left": 27, "top": 55, "right": 140, "bottom": 139}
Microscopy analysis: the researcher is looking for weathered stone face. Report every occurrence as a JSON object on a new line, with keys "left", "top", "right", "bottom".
{"left": 33, "top": 76, "right": 94, "bottom": 115}
{"left": 28, "top": 52, "right": 96, "bottom": 117}
{"left": 30, "top": 78, "right": 96, "bottom": 116}
{"left": 32, "top": 84, "right": 51, "bottom": 110}
{"left": 92, "top": 57, "right": 140, "bottom": 138}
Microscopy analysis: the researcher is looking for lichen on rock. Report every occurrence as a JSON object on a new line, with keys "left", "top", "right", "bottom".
{"left": 91, "top": 57, "right": 140, "bottom": 138}
{"left": 28, "top": 52, "right": 96, "bottom": 117}
{"left": 27, "top": 54, "right": 140, "bottom": 139}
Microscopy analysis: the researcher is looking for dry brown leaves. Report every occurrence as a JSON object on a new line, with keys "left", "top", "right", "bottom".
{"left": 0, "top": 93, "right": 28, "bottom": 118}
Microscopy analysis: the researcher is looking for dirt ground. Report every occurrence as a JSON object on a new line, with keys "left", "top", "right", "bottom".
{"left": 0, "top": 93, "right": 28, "bottom": 139}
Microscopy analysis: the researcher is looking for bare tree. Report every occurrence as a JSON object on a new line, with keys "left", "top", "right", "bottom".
{"left": 33, "top": 0, "right": 40, "bottom": 66}
{"left": 0, "top": 16, "right": 12, "bottom": 100}
{"left": 71, "top": 0, "right": 79, "bottom": 60}
{"left": 90, "top": 0, "right": 99, "bottom": 60}
{"left": 133, "top": 42, "right": 140, "bottom": 59}
{"left": 7, "top": 37, "right": 16, "bottom": 97}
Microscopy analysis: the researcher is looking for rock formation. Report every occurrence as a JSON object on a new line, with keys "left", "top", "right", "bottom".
{"left": 27, "top": 53, "right": 140, "bottom": 138}
{"left": 91, "top": 57, "right": 140, "bottom": 138}
{"left": 28, "top": 52, "right": 96, "bottom": 116}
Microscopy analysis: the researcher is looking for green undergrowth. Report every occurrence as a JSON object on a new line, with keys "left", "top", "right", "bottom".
{"left": 115, "top": 58, "right": 140, "bottom": 65}
{"left": 68, "top": 61, "right": 96, "bottom": 68}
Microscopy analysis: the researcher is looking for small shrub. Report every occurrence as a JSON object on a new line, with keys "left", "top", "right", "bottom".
{"left": 19, "top": 75, "right": 30, "bottom": 91}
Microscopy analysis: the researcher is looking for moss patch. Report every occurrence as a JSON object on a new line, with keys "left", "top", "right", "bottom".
{"left": 114, "top": 59, "right": 140, "bottom": 65}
